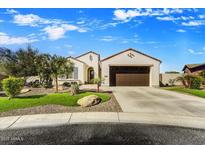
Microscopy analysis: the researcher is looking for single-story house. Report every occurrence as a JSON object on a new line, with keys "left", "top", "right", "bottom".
{"left": 63, "top": 48, "right": 161, "bottom": 87}
{"left": 182, "top": 63, "right": 205, "bottom": 75}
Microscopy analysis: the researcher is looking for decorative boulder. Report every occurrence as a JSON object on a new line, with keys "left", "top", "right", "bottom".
{"left": 20, "top": 89, "right": 31, "bottom": 94}
{"left": 77, "top": 95, "right": 102, "bottom": 107}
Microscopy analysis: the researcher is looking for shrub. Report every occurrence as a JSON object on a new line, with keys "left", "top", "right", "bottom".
{"left": 190, "top": 76, "right": 202, "bottom": 89}
{"left": 71, "top": 81, "right": 78, "bottom": 85}
{"left": 27, "top": 80, "right": 41, "bottom": 88}
{"left": 63, "top": 82, "right": 71, "bottom": 87}
{"left": 2, "top": 77, "right": 24, "bottom": 99}
{"left": 70, "top": 83, "right": 79, "bottom": 95}
{"left": 43, "top": 79, "right": 53, "bottom": 88}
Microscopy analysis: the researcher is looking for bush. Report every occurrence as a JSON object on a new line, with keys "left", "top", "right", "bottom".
{"left": 71, "top": 81, "right": 78, "bottom": 85}
{"left": 2, "top": 77, "right": 24, "bottom": 99}
{"left": 70, "top": 83, "right": 79, "bottom": 95}
{"left": 27, "top": 80, "right": 41, "bottom": 88}
{"left": 63, "top": 82, "right": 71, "bottom": 87}
{"left": 43, "top": 79, "right": 53, "bottom": 88}
{"left": 190, "top": 76, "right": 202, "bottom": 89}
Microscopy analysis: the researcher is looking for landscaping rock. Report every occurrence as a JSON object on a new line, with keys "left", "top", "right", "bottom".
{"left": 20, "top": 89, "right": 31, "bottom": 94}
{"left": 77, "top": 95, "right": 102, "bottom": 107}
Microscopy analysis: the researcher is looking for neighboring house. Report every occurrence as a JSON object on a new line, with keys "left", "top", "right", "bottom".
{"left": 182, "top": 63, "right": 205, "bottom": 75}
{"left": 63, "top": 48, "right": 161, "bottom": 87}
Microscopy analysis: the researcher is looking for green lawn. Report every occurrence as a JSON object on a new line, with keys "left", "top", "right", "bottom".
{"left": 163, "top": 87, "right": 205, "bottom": 98}
{"left": 0, "top": 92, "right": 111, "bottom": 112}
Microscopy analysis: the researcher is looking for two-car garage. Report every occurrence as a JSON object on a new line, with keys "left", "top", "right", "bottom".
{"left": 109, "top": 66, "right": 150, "bottom": 86}
{"left": 101, "top": 48, "right": 161, "bottom": 87}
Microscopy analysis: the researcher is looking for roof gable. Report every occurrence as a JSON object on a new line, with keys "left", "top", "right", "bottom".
{"left": 182, "top": 63, "right": 202, "bottom": 71}
{"left": 75, "top": 51, "right": 100, "bottom": 59}
{"left": 67, "top": 56, "right": 86, "bottom": 65}
{"left": 101, "top": 48, "right": 161, "bottom": 63}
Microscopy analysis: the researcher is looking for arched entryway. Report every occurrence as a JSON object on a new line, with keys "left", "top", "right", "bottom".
{"left": 87, "top": 67, "right": 94, "bottom": 83}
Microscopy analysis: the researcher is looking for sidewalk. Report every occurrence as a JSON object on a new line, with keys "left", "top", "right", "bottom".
{"left": 1, "top": 112, "right": 205, "bottom": 130}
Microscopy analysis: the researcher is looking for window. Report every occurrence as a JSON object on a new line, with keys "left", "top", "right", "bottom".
{"left": 74, "top": 67, "right": 78, "bottom": 79}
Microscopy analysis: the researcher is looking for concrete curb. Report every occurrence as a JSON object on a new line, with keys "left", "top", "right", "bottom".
{"left": 1, "top": 112, "right": 205, "bottom": 130}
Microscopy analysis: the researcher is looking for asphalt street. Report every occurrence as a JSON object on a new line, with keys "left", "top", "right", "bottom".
{"left": 0, "top": 123, "right": 205, "bottom": 145}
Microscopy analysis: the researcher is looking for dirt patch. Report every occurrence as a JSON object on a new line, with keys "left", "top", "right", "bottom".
{"left": 0, "top": 94, "right": 122, "bottom": 117}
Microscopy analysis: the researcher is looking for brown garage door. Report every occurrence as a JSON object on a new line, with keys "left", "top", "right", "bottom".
{"left": 109, "top": 66, "right": 150, "bottom": 86}
{"left": 116, "top": 73, "right": 149, "bottom": 86}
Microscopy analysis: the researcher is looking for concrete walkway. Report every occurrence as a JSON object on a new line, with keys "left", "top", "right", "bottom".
{"left": 1, "top": 112, "right": 205, "bottom": 130}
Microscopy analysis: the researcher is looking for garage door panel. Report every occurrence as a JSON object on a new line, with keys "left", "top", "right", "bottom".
{"left": 116, "top": 73, "right": 149, "bottom": 86}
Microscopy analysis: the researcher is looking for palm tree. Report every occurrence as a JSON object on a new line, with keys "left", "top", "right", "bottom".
{"left": 50, "top": 55, "right": 73, "bottom": 92}
{"left": 176, "top": 74, "right": 202, "bottom": 88}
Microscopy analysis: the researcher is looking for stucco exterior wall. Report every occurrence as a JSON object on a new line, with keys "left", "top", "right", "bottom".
{"left": 77, "top": 52, "right": 100, "bottom": 81}
{"left": 160, "top": 73, "right": 183, "bottom": 86}
{"left": 67, "top": 58, "right": 85, "bottom": 84}
{"left": 101, "top": 49, "right": 160, "bottom": 87}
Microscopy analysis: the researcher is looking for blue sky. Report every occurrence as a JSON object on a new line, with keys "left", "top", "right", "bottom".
{"left": 0, "top": 8, "right": 205, "bottom": 72}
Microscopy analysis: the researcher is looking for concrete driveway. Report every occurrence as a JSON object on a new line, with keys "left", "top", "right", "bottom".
{"left": 108, "top": 87, "right": 205, "bottom": 117}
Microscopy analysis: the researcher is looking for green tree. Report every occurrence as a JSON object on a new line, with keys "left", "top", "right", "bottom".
{"left": 50, "top": 55, "right": 73, "bottom": 92}
{"left": 15, "top": 45, "right": 39, "bottom": 78}
{"left": 35, "top": 54, "right": 53, "bottom": 88}
{"left": 0, "top": 47, "right": 18, "bottom": 76}
{"left": 0, "top": 46, "right": 39, "bottom": 78}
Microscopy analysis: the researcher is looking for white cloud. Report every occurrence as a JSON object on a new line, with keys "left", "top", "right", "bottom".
{"left": 77, "top": 21, "right": 85, "bottom": 24}
{"left": 0, "top": 32, "right": 38, "bottom": 45}
{"left": 100, "top": 36, "right": 117, "bottom": 42}
{"left": 156, "top": 16, "right": 179, "bottom": 21}
{"left": 182, "top": 21, "right": 204, "bottom": 26}
{"left": 177, "top": 29, "right": 186, "bottom": 33}
{"left": 188, "top": 48, "right": 205, "bottom": 55}
{"left": 5, "top": 9, "right": 18, "bottom": 14}
{"left": 13, "top": 13, "right": 66, "bottom": 27}
{"left": 199, "top": 15, "right": 205, "bottom": 19}
{"left": 114, "top": 8, "right": 185, "bottom": 22}
{"left": 42, "top": 24, "right": 81, "bottom": 40}
{"left": 0, "top": 20, "right": 3, "bottom": 23}
{"left": 68, "top": 51, "right": 75, "bottom": 55}
{"left": 14, "top": 14, "right": 43, "bottom": 26}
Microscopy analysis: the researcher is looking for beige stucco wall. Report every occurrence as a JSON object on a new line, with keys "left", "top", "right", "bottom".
{"left": 160, "top": 73, "right": 183, "bottom": 86}
{"left": 101, "top": 49, "right": 161, "bottom": 87}
{"left": 77, "top": 52, "right": 100, "bottom": 81}
{"left": 66, "top": 58, "right": 85, "bottom": 84}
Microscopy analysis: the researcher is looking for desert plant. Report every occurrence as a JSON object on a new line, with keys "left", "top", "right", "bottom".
{"left": 176, "top": 74, "right": 192, "bottom": 88}
{"left": 91, "top": 77, "right": 104, "bottom": 92}
{"left": 70, "top": 83, "right": 79, "bottom": 95}
{"left": 63, "top": 82, "right": 71, "bottom": 87}
{"left": 2, "top": 77, "right": 24, "bottom": 99}
{"left": 177, "top": 74, "right": 202, "bottom": 89}
{"left": 190, "top": 76, "right": 202, "bottom": 89}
